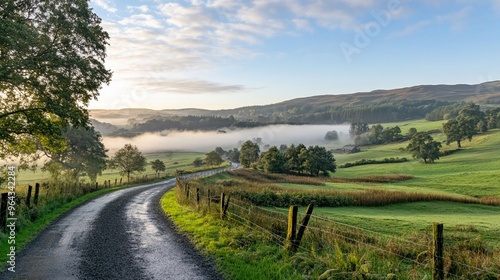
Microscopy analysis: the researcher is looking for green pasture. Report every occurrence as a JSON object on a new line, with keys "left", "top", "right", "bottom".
{"left": 305, "top": 201, "right": 500, "bottom": 248}
{"left": 334, "top": 128, "right": 500, "bottom": 198}
{"left": 15, "top": 151, "right": 206, "bottom": 186}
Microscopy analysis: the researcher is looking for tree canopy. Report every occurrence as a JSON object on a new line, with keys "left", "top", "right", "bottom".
{"left": 151, "top": 159, "right": 166, "bottom": 176}
{"left": 42, "top": 126, "right": 107, "bottom": 182}
{"left": 443, "top": 103, "right": 486, "bottom": 148}
{"left": 239, "top": 140, "right": 260, "bottom": 168}
{"left": 110, "top": 144, "right": 147, "bottom": 182}
{"left": 205, "top": 151, "right": 224, "bottom": 166}
{"left": 406, "top": 133, "right": 441, "bottom": 164}
{"left": 0, "top": 0, "right": 112, "bottom": 162}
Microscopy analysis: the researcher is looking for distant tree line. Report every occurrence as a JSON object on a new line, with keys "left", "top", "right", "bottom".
{"left": 225, "top": 99, "right": 452, "bottom": 124}
{"left": 109, "top": 115, "right": 297, "bottom": 137}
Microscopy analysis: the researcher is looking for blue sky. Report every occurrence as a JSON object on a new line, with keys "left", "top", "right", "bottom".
{"left": 88, "top": 0, "right": 500, "bottom": 110}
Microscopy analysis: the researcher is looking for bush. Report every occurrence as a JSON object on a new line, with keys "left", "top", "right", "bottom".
{"left": 339, "top": 158, "right": 407, "bottom": 168}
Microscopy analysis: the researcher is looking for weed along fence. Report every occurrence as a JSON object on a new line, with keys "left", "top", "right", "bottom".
{"left": 176, "top": 177, "right": 500, "bottom": 279}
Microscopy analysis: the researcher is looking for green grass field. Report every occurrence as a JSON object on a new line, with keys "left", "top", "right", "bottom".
{"left": 278, "top": 121, "right": 500, "bottom": 251}
{"left": 15, "top": 151, "right": 206, "bottom": 186}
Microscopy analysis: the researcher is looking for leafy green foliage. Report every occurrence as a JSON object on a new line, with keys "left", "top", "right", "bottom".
{"left": 324, "top": 130, "right": 339, "bottom": 141}
{"left": 192, "top": 157, "right": 204, "bottom": 167}
{"left": 240, "top": 140, "right": 260, "bottom": 167}
{"left": 205, "top": 150, "right": 224, "bottom": 166}
{"left": 109, "top": 144, "right": 147, "bottom": 182}
{"left": 261, "top": 146, "right": 286, "bottom": 173}
{"left": 339, "top": 157, "right": 408, "bottom": 168}
{"left": 0, "top": 0, "right": 111, "bottom": 161}
{"left": 406, "top": 133, "right": 441, "bottom": 163}
{"left": 443, "top": 103, "right": 487, "bottom": 148}
{"left": 42, "top": 126, "right": 108, "bottom": 182}
{"left": 151, "top": 159, "right": 166, "bottom": 175}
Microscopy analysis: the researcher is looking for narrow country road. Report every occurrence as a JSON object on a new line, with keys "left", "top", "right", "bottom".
{"left": 0, "top": 176, "right": 223, "bottom": 280}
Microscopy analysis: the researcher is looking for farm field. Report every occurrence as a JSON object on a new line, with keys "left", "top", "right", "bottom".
{"left": 15, "top": 151, "right": 207, "bottom": 187}
{"left": 276, "top": 121, "right": 500, "bottom": 251}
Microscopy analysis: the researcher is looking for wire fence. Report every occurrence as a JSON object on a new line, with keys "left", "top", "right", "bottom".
{"left": 176, "top": 174, "right": 500, "bottom": 280}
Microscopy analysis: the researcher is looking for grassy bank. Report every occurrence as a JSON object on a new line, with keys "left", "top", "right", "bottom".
{"left": 161, "top": 190, "right": 304, "bottom": 280}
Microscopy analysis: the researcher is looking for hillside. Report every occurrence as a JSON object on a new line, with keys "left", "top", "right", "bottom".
{"left": 90, "top": 81, "right": 500, "bottom": 127}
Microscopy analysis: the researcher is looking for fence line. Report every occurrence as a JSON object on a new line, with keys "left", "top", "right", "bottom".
{"left": 175, "top": 174, "right": 500, "bottom": 279}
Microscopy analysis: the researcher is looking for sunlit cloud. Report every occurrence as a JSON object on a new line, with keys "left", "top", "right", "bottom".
{"left": 92, "top": 0, "right": 117, "bottom": 13}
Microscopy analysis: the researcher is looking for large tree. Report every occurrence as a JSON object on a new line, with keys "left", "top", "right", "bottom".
{"left": 261, "top": 146, "right": 285, "bottom": 173}
{"left": 0, "top": 0, "right": 112, "bottom": 162}
{"left": 205, "top": 151, "right": 224, "bottom": 166}
{"left": 406, "top": 133, "right": 441, "bottom": 163}
{"left": 151, "top": 159, "right": 166, "bottom": 177}
{"left": 284, "top": 143, "right": 306, "bottom": 174}
{"left": 42, "top": 125, "right": 107, "bottom": 182}
{"left": 302, "top": 146, "right": 336, "bottom": 176}
{"left": 110, "top": 144, "right": 147, "bottom": 183}
{"left": 239, "top": 140, "right": 260, "bottom": 168}
{"left": 443, "top": 103, "right": 487, "bottom": 148}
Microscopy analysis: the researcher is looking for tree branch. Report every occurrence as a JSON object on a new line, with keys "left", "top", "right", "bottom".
{"left": 0, "top": 107, "right": 46, "bottom": 119}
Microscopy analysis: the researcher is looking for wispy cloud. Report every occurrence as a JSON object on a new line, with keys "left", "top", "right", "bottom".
{"left": 436, "top": 7, "right": 471, "bottom": 31}
{"left": 92, "top": 0, "right": 117, "bottom": 13}
{"left": 390, "top": 19, "right": 433, "bottom": 38}
{"left": 126, "top": 78, "right": 246, "bottom": 94}
{"left": 390, "top": 7, "right": 472, "bottom": 37}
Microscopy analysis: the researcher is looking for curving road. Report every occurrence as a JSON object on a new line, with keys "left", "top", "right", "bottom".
{"left": 0, "top": 178, "right": 222, "bottom": 280}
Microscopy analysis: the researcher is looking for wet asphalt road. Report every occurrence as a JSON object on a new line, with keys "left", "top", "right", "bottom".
{"left": 0, "top": 178, "right": 222, "bottom": 280}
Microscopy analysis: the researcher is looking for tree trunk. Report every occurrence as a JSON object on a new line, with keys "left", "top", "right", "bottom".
{"left": 127, "top": 171, "right": 130, "bottom": 183}
{"left": 457, "top": 140, "right": 461, "bottom": 148}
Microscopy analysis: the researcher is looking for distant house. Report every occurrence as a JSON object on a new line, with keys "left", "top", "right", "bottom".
{"left": 341, "top": 145, "right": 360, "bottom": 153}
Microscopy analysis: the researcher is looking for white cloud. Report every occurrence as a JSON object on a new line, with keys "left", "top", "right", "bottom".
{"left": 127, "top": 5, "right": 149, "bottom": 13}
{"left": 92, "top": 0, "right": 117, "bottom": 13}
{"left": 119, "top": 14, "right": 164, "bottom": 29}
{"left": 126, "top": 77, "right": 245, "bottom": 94}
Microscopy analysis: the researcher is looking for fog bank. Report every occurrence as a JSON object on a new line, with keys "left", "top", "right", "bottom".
{"left": 103, "top": 124, "right": 351, "bottom": 154}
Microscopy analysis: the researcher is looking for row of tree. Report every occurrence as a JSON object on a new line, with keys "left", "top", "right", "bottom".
{"left": 239, "top": 141, "right": 336, "bottom": 176}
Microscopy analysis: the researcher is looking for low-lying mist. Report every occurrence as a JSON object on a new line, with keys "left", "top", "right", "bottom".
{"left": 103, "top": 124, "right": 352, "bottom": 154}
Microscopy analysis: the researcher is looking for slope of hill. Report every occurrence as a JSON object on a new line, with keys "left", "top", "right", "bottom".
{"left": 90, "top": 81, "right": 500, "bottom": 126}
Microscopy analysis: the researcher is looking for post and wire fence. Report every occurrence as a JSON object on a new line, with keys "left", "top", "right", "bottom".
{"left": 175, "top": 174, "right": 500, "bottom": 280}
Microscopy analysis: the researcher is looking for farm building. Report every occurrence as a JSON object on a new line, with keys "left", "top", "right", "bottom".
{"left": 341, "top": 145, "right": 360, "bottom": 153}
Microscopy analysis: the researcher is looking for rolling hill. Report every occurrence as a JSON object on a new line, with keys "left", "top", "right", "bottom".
{"left": 90, "top": 81, "right": 500, "bottom": 127}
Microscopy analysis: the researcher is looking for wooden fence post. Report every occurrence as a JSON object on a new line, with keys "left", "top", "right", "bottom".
{"left": 220, "top": 193, "right": 230, "bottom": 219}
{"left": 207, "top": 190, "right": 211, "bottom": 208}
{"left": 26, "top": 185, "right": 33, "bottom": 208}
{"left": 34, "top": 183, "right": 40, "bottom": 206}
{"left": 294, "top": 204, "right": 314, "bottom": 251}
{"left": 0, "top": 193, "right": 7, "bottom": 232}
{"left": 285, "top": 205, "right": 298, "bottom": 252}
{"left": 432, "top": 223, "right": 444, "bottom": 280}
{"left": 196, "top": 188, "right": 200, "bottom": 205}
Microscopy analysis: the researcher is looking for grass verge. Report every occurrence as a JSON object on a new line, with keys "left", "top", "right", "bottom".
{"left": 160, "top": 190, "right": 304, "bottom": 280}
